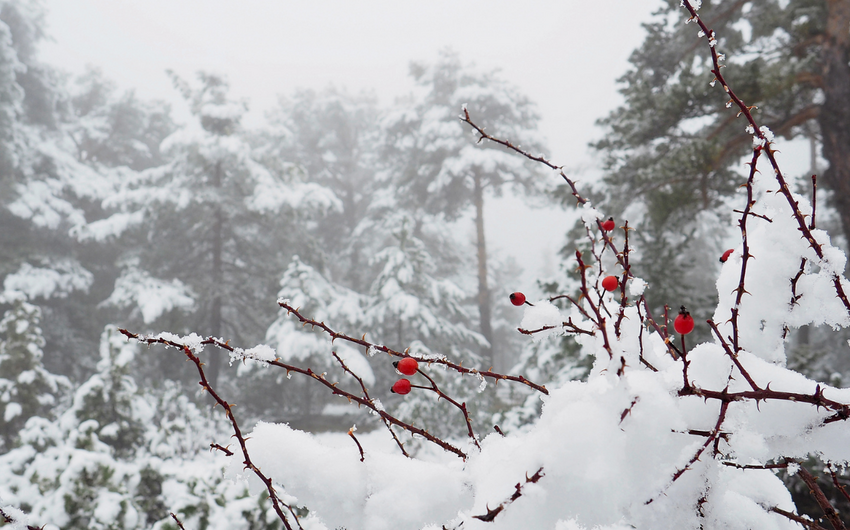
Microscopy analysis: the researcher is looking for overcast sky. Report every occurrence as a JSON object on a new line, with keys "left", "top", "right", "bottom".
{"left": 40, "top": 0, "right": 664, "bottom": 292}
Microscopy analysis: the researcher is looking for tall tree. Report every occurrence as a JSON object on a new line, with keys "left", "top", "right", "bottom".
{"left": 86, "top": 72, "right": 337, "bottom": 388}
{"left": 263, "top": 87, "right": 381, "bottom": 292}
{"left": 382, "top": 50, "right": 545, "bottom": 366}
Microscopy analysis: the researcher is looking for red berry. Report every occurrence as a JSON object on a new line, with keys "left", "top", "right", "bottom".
{"left": 510, "top": 292, "right": 526, "bottom": 306}
{"left": 601, "top": 275, "right": 618, "bottom": 292}
{"left": 719, "top": 249, "right": 734, "bottom": 263}
{"left": 396, "top": 357, "right": 418, "bottom": 376}
{"left": 391, "top": 378, "right": 411, "bottom": 395}
{"left": 601, "top": 218, "right": 616, "bottom": 231}
{"left": 674, "top": 306, "right": 695, "bottom": 335}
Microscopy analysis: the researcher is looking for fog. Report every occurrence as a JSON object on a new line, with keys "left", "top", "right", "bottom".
{"left": 41, "top": 0, "right": 662, "bottom": 289}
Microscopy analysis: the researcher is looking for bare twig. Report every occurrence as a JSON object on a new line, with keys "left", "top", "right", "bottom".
{"left": 118, "top": 329, "right": 299, "bottom": 530}
{"left": 472, "top": 467, "right": 545, "bottom": 522}
{"left": 170, "top": 512, "right": 187, "bottom": 530}
{"left": 278, "top": 301, "right": 548, "bottom": 395}
{"left": 347, "top": 426, "right": 365, "bottom": 462}
{"left": 333, "top": 351, "right": 408, "bottom": 457}
{"left": 796, "top": 464, "right": 847, "bottom": 530}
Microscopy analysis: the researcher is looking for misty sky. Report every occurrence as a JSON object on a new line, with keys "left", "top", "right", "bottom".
{"left": 40, "top": 0, "right": 664, "bottom": 291}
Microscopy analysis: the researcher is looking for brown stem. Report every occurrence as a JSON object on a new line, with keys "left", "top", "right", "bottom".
{"left": 278, "top": 301, "right": 549, "bottom": 395}
{"left": 117, "top": 329, "right": 297, "bottom": 530}
{"left": 796, "top": 464, "right": 847, "bottom": 530}
{"left": 472, "top": 467, "right": 545, "bottom": 522}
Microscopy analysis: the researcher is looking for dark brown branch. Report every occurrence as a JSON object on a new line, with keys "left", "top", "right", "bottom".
{"left": 472, "top": 467, "right": 545, "bottom": 522}
{"left": 332, "top": 351, "right": 408, "bottom": 457}
{"left": 278, "top": 301, "right": 548, "bottom": 395}
{"left": 210, "top": 442, "right": 233, "bottom": 456}
{"left": 0, "top": 507, "right": 42, "bottom": 530}
{"left": 123, "top": 329, "right": 467, "bottom": 460}
{"left": 680, "top": 0, "right": 850, "bottom": 318}
{"left": 170, "top": 512, "right": 187, "bottom": 530}
{"left": 647, "top": 399, "right": 730, "bottom": 505}
{"left": 706, "top": 319, "right": 760, "bottom": 391}
{"left": 414, "top": 367, "right": 481, "bottom": 449}
{"left": 771, "top": 506, "right": 830, "bottom": 530}
{"left": 827, "top": 463, "right": 850, "bottom": 506}
{"left": 118, "top": 329, "right": 297, "bottom": 530}
{"left": 796, "top": 464, "right": 847, "bottom": 530}
{"left": 347, "top": 426, "right": 365, "bottom": 462}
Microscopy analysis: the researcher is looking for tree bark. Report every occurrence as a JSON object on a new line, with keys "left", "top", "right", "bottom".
{"left": 473, "top": 171, "right": 493, "bottom": 365}
{"left": 818, "top": 0, "right": 850, "bottom": 250}
{"left": 208, "top": 160, "right": 224, "bottom": 387}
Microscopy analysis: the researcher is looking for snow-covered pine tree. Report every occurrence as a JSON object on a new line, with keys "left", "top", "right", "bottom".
{"left": 84, "top": 72, "right": 338, "bottom": 388}
{"left": 381, "top": 49, "right": 547, "bottom": 369}
{"left": 0, "top": 293, "right": 69, "bottom": 452}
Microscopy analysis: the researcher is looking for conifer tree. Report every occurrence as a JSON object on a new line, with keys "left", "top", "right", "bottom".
{"left": 0, "top": 294, "right": 69, "bottom": 451}
{"left": 382, "top": 50, "right": 546, "bottom": 366}
{"left": 89, "top": 72, "right": 337, "bottom": 388}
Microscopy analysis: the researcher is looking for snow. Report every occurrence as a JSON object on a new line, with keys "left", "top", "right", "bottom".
{"left": 103, "top": 267, "right": 195, "bottom": 324}
{"left": 520, "top": 300, "right": 565, "bottom": 341}
{"left": 4, "top": 402, "right": 21, "bottom": 421}
{"left": 3, "top": 261, "right": 93, "bottom": 300}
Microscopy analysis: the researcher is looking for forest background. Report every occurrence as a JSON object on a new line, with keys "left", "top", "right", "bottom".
{"left": 3, "top": 0, "right": 850, "bottom": 528}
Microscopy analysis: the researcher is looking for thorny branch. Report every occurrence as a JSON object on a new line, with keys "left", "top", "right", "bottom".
{"left": 680, "top": 0, "right": 850, "bottom": 318}
{"left": 796, "top": 463, "right": 847, "bottom": 530}
{"left": 122, "top": 328, "right": 468, "bottom": 459}
{"left": 118, "top": 329, "right": 301, "bottom": 530}
{"left": 332, "top": 351, "right": 408, "bottom": 457}
{"left": 471, "top": 467, "right": 545, "bottom": 522}
{"left": 0, "top": 507, "right": 42, "bottom": 530}
{"left": 278, "top": 300, "right": 549, "bottom": 395}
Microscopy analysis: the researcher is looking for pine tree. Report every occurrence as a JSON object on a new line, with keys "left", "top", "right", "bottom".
{"left": 263, "top": 87, "right": 380, "bottom": 292}
{"left": 88, "top": 72, "right": 337, "bottom": 388}
{"left": 381, "top": 49, "right": 546, "bottom": 367}
{"left": 0, "top": 293, "right": 69, "bottom": 452}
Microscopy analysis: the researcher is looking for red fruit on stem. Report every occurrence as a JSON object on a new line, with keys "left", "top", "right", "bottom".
{"left": 391, "top": 378, "right": 412, "bottom": 395}
{"left": 601, "top": 218, "right": 616, "bottom": 231}
{"left": 601, "top": 275, "right": 618, "bottom": 292}
{"left": 674, "top": 306, "right": 695, "bottom": 335}
{"left": 719, "top": 249, "right": 734, "bottom": 263}
{"left": 396, "top": 357, "right": 418, "bottom": 376}
{"left": 510, "top": 292, "right": 526, "bottom": 306}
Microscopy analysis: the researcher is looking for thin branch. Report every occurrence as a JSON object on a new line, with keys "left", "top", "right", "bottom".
{"left": 796, "top": 464, "right": 847, "bottom": 530}
{"left": 771, "top": 507, "right": 830, "bottom": 530}
{"left": 332, "top": 351, "right": 408, "bottom": 457}
{"left": 118, "top": 329, "right": 298, "bottom": 530}
{"left": 170, "top": 512, "right": 187, "bottom": 530}
{"left": 347, "top": 426, "right": 365, "bottom": 462}
{"left": 472, "top": 467, "right": 545, "bottom": 522}
{"left": 278, "top": 301, "right": 548, "bottom": 395}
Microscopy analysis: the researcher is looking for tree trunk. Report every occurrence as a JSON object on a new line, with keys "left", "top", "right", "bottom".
{"left": 818, "top": 0, "right": 850, "bottom": 248}
{"left": 208, "top": 161, "right": 224, "bottom": 387}
{"left": 473, "top": 172, "right": 493, "bottom": 365}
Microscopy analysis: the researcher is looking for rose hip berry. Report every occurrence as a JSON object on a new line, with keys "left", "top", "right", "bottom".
{"left": 719, "top": 249, "right": 734, "bottom": 263}
{"left": 391, "top": 378, "right": 412, "bottom": 395}
{"left": 674, "top": 306, "right": 695, "bottom": 335}
{"left": 601, "top": 275, "right": 618, "bottom": 292}
{"left": 601, "top": 218, "right": 615, "bottom": 231}
{"left": 396, "top": 357, "right": 418, "bottom": 376}
{"left": 510, "top": 292, "right": 528, "bottom": 306}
